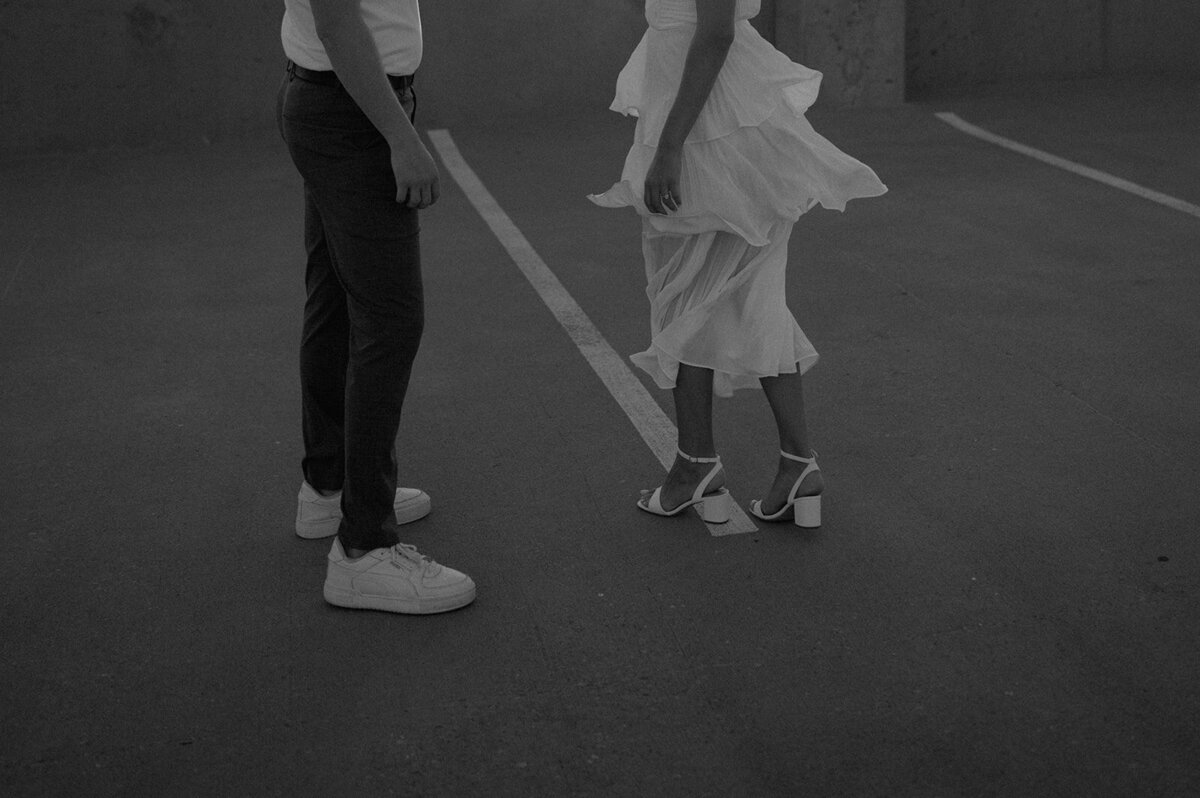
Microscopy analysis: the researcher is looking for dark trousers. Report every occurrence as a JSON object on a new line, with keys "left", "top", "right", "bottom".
{"left": 278, "top": 71, "right": 422, "bottom": 552}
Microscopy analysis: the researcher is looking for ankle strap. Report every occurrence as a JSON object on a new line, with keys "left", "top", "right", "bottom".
{"left": 782, "top": 450, "right": 819, "bottom": 504}
{"left": 678, "top": 448, "right": 720, "bottom": 464}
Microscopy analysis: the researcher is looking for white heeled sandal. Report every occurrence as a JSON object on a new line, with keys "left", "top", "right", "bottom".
{"left": 749, "top": 450, "right": 821, "bottom": 528}
{"left": 638, "top": 450, "right": 732, "bottom": 524}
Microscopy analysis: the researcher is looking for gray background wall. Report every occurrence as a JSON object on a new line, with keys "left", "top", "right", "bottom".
{"left": 906, "top": 0, "right": 1200, "bottom": 97}
{"left": 1, "top": 1, "right": 1197, "bottom": 153}
{"left": 772, "top": 0, "right": 905, "bottom": 109}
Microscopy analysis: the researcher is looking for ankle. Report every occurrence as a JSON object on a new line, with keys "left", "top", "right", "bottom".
{"left": 306, "top": 481, "right": 341, "bottom": 498}
{"left": 780, "top": 447, "right": 814, "bottom": 462}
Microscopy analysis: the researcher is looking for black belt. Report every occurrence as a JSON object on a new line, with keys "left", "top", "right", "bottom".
{"left": 287, "top": 61, "right": 413, "bottom": 91}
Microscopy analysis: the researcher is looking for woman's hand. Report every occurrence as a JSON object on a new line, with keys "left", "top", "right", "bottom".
{"left": 644, "top": 146, "right": 683, "bottom": 215}
{"left": 644, "top": 0, "right": 735, "bottom": 215}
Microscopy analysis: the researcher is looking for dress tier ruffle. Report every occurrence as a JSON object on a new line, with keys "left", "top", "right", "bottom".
{"left": 588, "top": 0, "right": 887, "bottom": 396}
{"left": 631, "top": 220, "right": 820, "bottom": 397}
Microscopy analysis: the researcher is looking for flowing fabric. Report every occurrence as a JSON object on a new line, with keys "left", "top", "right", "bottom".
{"left": 633, "top": 220, "right": 818, "bottom": 397}
{"left": 589, "top": 0, "right": 887, "bottom": 396}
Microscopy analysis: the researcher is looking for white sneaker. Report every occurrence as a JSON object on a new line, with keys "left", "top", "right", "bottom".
{"left": 323, "top": 539, "right": 476, "bottom": 614}
{"left": 295, "top": 481, "right": 432, "bottom": 539}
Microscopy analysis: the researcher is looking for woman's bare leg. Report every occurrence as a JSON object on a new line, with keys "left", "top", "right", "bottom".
{"left": 758, "top": 370, "right": 824, "bottom": 514}
{"left": 644, "top": 364, "right": 726, "bottom": 510}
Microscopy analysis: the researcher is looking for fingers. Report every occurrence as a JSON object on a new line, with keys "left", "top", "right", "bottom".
{"left": 644, "top": 182, "right": 682, "bottom": 215}
{"left": 397, "top": 179, "right": 439, "bottom": 210}
{"left": 413, "top": 183, "right": 432, "bottom": 209}
{"left": 666, "top": 178, "right": 682, "bottom": 212}
{"left": 643, "top": 184, "right": 661, "bottom": 215}
{"left": 663, "top": 185, "right": 681, "bottom": 213}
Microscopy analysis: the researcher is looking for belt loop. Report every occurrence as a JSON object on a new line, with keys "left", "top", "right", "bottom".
{"left": 286, "top": 60, "right": 296, "bottom": 79}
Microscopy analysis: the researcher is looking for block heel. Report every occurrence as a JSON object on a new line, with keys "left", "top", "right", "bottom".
{"left": 697, "top": 489, "right": 733, "bottom": 523}
{"left": 749, "top": 450, "right": 822, "bottom": 528}
{"left": 791, "top": 494, "right": 821, "bottom": 528}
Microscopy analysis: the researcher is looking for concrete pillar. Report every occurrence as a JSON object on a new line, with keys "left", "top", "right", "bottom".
{"left": 772, "top": 0, "right": 905, "bottom": 108}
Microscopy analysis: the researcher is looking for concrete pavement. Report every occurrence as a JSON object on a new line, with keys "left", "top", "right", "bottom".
{"left": 2, "top": 76, "right": 1199, "bottom": 796}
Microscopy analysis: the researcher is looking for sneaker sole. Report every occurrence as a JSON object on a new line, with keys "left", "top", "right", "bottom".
{"left": 323, "top": 582, "right": 476, "bottom": 615}
{"left": 295, "top": 494, "right": 433, "bottom": 539}
{"left": 395, "top": 494, "right": 433, "bottom": 525}
{"left": 295, "top": 518, "right": 341, "bottom": 540}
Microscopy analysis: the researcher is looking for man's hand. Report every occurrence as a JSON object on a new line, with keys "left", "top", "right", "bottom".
{"left": 392, "top": 139, "right": 440, "bottom": 209}
{"left": 310, "top": 0, "right": 438, "bottom": 209}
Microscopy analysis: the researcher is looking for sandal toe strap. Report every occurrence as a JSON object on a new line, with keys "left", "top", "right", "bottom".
{"left": 641, "top": 486, "right": 668, "bottom": 514}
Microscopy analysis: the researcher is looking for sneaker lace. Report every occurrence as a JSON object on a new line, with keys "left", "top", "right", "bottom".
{"left": 390, "top": 543, "right": 432, "bottom": 568}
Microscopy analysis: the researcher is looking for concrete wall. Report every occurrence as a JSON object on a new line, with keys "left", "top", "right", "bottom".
{"left": 906, "top": 0, "right": 1200, "bottom": 96}
{"left": 416, "top": 0, "right": 646, "bottom": 132}
{"left": 1105, "top": 0, "right": 1200, "bottom": 75}
{"left": 0, "top": 0, "right": 285, "bottom": 152}
{"left": 1, "top": 1, "right": 1197, "bottom": 152}
{"left": 774, "top": 0, "right": 906, "bottom": 108}
{"left": 0, "top": 0, "right": 902, "bottom": 153}
{"left": 0, "top": 0, "right": 648, "bottom": 153}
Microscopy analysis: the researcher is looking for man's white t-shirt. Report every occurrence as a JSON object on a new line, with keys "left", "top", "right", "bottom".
{"left": 282, "top": 0, "right": 423, "bottom": 75}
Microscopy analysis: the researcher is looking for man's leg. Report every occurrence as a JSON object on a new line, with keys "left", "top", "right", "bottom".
{"left": 282, "top": 75, "right": 472, "bottom": 614}
{"left": 320, "top": 194, "right": 424, "bottom": 554}
{"left": 283, "top": 77, "right": 422, "bottom": 552}
{"left": 299, "top": 186, "right": 350, "bottom": 495}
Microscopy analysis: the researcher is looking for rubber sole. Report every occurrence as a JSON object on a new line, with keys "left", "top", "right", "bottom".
{"left": 323, "top": 582, "right": 476, "bottom": 615}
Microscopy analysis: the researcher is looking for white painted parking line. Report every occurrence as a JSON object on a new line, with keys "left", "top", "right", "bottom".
{"left": 427, "top": 128, "right": 757, "bottom": 536}
{"left": 936, "top": 112, "right": 1200, "bottom": 220}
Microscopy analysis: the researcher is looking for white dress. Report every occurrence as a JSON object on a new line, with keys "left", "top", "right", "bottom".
{"left": 589, "top": 0, "right": 887, "bottom": 396}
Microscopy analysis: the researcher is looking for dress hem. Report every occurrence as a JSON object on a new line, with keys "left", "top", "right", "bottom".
{"left": 631, "top": 345, "right": 820, "bottom": 398}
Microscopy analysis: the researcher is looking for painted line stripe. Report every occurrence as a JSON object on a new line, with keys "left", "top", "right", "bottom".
{"left": 427, "top": 128, "right": 757, "bottom": 536}
{"left": 936, "top": 112, "right": 1200, "bottom": 220}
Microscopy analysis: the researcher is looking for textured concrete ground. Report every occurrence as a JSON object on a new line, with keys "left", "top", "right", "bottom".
{"left": 2, "top": 76, "right": 1198, "bottom": 796}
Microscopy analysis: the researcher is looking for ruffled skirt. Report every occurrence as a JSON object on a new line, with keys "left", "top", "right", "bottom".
{"left": 589, "top": 19, "right": 886, "bottom": 395}
{"left": 633, "top": 220, "right": 818, "bottom": 398}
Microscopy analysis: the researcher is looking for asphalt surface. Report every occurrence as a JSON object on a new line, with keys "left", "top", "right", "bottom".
{"left": 2, "top": 76, "right": 1199, "bottom": 796}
